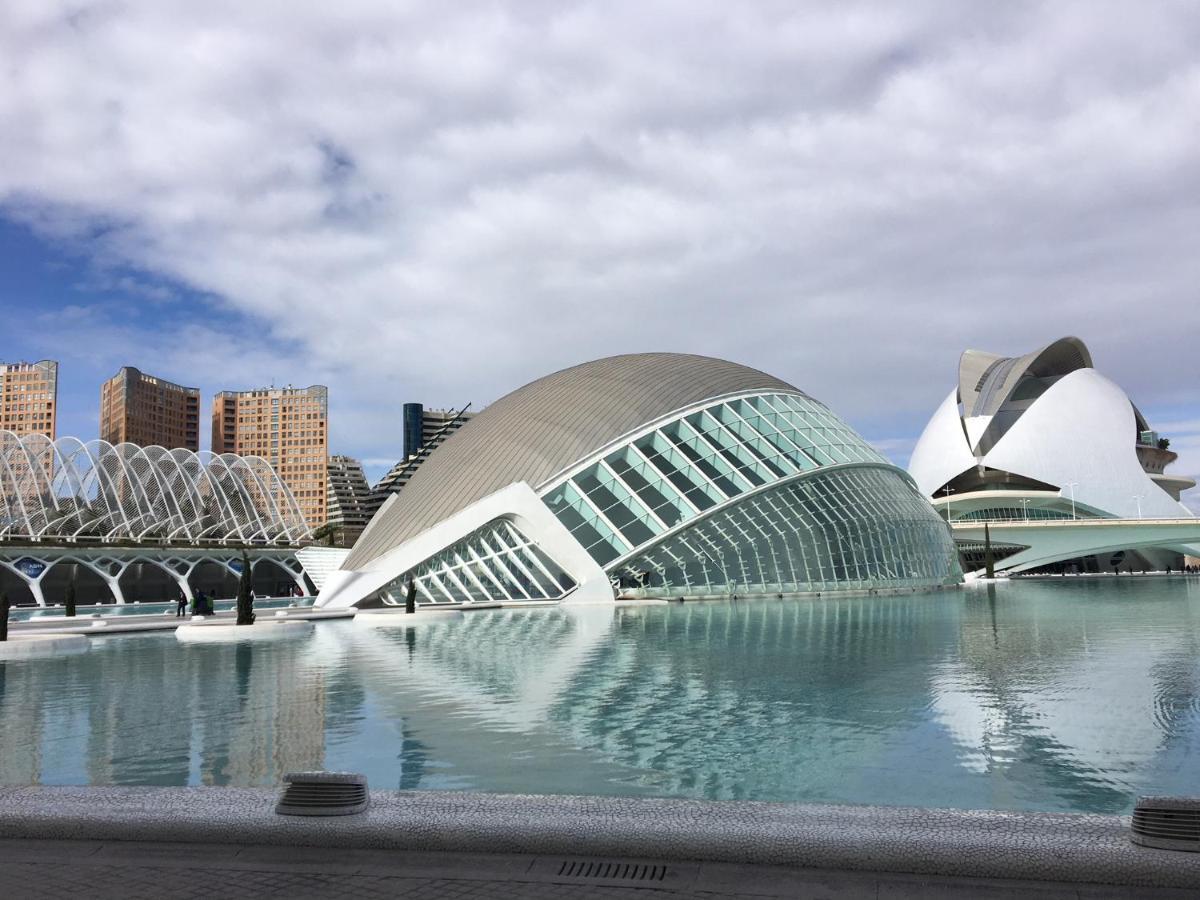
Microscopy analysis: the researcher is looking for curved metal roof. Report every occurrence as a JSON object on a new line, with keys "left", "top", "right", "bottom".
{"left": 345, "top": 353, "right": 800, "bottom": 569}
{"left": 958, "top": 336, "right": 1092, "bottom": 419}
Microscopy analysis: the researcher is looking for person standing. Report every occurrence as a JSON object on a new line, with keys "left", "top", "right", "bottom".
{"left": 176, "top": 588, "right": 187, "bottom": 618}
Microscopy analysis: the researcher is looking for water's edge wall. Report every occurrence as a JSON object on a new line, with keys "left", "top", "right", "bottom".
{"left": 0, "top": 786, "right": 1196, "bottom": 889}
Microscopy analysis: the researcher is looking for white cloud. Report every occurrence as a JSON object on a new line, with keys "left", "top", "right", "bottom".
{"left": 1, "top": 1, "right": 1198, "bottom": 488}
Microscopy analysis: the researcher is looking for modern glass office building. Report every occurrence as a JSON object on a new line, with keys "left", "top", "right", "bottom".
{"left": 316, "top": 353, "right": 961, "bottom": 609}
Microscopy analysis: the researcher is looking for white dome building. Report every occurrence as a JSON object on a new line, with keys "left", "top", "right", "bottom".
{"left": 317, "top": 353, "right": 961, "bottom": 609}
{"left": 908, "top": 336, "right": 1197, "bottom": 572}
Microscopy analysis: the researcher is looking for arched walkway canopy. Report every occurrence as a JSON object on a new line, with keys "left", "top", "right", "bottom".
{"left": 0, "top": 431, "right": 309, "bottom": 543}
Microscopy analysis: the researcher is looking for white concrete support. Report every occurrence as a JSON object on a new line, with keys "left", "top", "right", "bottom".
{"left": 316, "top": 482, "right": 613, "bottom": 610}
{"left": 0, "top": 546, "right": 305, "bottom": 607}
{"left": 952, "top": 519, "right": 1200, "bottom": 574}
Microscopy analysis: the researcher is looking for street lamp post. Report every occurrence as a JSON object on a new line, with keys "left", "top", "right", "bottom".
{"left": 1019, "top": 497, "right": 1030, "bottom": 522}
{"left": 942, "top": 486, "right": 955, "bottom": 522}
{"left": 1132, "top": 494, "right": 1144, "bottom": 520}
{"left": 1065, "top": 482, "right": 1079, "bottom": 520}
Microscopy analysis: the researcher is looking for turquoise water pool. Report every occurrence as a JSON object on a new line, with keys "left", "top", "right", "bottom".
{"left": 2, "top": 578, "right": 1198, "bottom": 813}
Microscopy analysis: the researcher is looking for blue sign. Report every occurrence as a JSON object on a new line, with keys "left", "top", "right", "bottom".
{"left": 14, "top": 557, "right": 46, "bottom": 579}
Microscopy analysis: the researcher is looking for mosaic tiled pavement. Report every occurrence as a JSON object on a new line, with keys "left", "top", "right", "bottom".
{"left": 1, "top": 839, "right": 1196, "bottom": 899}
{"left": 2, "top": 787, "right": 1199, "bottom": 897}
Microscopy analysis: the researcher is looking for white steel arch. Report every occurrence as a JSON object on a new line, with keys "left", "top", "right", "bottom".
{"left": 0, "top": 431, "right": 309, "bottom": 545}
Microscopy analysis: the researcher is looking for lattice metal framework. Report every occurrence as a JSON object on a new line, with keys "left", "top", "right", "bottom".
{"left": 542, "top": 393, "right": 885, "bottom": 562}
{"left": 373, "top": 518, "right": 576, "bottom": 605}
{"left": 0, "top": 430, "right": 309, "bottom": 544}
{"left": 615, "top": 466, "right": 961, "bottom": 594}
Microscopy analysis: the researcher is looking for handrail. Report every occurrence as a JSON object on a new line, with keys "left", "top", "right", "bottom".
{"left": 951, "top": 517, "right": 1200, "bottom": 527}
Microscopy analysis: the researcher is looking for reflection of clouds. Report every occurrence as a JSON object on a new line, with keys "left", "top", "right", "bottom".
{"left": 933, "top": 581, "right": 1197, "bottom": 795}
{"left": 930, "top": 667, "right": 1019, "bottom": 774}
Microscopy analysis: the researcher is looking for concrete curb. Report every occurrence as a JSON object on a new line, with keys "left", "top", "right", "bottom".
{"left": 1, "top": 786, "right": 1197, "bottom": 889}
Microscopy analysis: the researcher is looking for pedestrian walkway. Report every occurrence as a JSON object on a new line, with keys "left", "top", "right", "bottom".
{"left": 2, "top": 837, "right": 1193, "bottom": 899}
{"left": 3, "top": 786, "right": 1198, "bottom": 898}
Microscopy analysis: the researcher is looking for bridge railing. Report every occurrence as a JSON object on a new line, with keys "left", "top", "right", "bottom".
{"left": 950, "top": 516, "right": 1200, "bottom": 527}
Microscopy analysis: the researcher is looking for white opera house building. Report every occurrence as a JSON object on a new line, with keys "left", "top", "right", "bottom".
{"left": 908, "top": 336, "right": 1199, "bottom": 574}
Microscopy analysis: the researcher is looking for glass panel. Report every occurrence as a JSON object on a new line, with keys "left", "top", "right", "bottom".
{"left": 635, "top": 432, "right": 721, "bottom": 511}
{"left": 578, "top": 462, "right": 662, "bottom": 547}
{"left": 606, "top": 446, "right": 692, "bottom": 527}
{"left": 544, "top": 481, "right": 631, "bottom": 562}
{"left": 686, "top": 409, "right": 768, "bottom": 486}
{"left": 662, "top": 418, "right": 750, "bottom": 497}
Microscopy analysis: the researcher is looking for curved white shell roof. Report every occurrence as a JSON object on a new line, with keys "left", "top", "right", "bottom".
{"left": 0, "top": 431, "right": 310, "bottom": 544}
{"left": 909, "top": 337, "right": 1191, "bottom": 521}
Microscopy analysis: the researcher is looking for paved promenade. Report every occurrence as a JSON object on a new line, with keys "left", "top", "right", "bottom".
{"left": 2, "top": 838, "right": 1194, "bottom": 899}
{"left": 1, "top": 786, "right": 1197, "bottom": 898}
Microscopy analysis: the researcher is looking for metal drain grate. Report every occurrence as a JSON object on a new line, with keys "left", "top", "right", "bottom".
{"left": 1131, "top": 796, "right": 1200, "bottom": 852}
{"left": 556, "top": 860, "right": 667, "bottom": 882}
{"left": 275, "top": 772, "right": 369, "bottom": 816}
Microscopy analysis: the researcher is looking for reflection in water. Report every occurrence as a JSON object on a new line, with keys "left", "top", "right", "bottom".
{"left": 2, "top": 577, "right": 1199, "bottom": 813}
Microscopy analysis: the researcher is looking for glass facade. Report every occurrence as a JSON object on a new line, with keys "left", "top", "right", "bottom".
{"left": 614, "top": 466, "right": 961, "bottom": 595}
{"left": 539, "top": 391, "right": 959, "bottom": 595}
{"left": 542, "top": 393, "right": 883, "bottom": 561}
{"left": 374, "top": 517, "right": 576, "bottom": 606}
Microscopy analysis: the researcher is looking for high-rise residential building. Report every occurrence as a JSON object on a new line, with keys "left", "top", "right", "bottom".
{"left": 365, "top": 404, "right": 473, "bottom": 518}
{"left": 0, "top": 359, "right": 58, "bottom": 439}
{"left": 212, "top": 385, "right": 329, "bottom": 527}
{"left": 325, "top": 455, "right": 373, "bottom": 545}
{"left": 100, "top": 366, "right": 201, "bottom": 450}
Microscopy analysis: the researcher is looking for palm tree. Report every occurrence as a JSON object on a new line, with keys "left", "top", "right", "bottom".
{"left": 310, "top": 522, "right": 340, "bottom": 547}
{"left": 236, "top": 551, "right": 256, "bottom": 626}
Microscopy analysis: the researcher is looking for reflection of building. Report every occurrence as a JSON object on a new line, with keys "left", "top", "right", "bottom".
{"left": 318, "top": 353, "right": 960, "bottom": 609}
{"left": 909, "top": 336, "right": 1198, "bottom": 573}
{"left": 325, "top": 454, "right": 372, "bottom": 544}
{"left": 933, "top": 581, "right": 1200, "bottom": 806}
{"left": 219, "top": 645, "right": 326, "bottom": 786}
{"left": 212, "top": 385, "right": 329, "bottom": 527}
{"left": 354, "top": 598, "right": 958, "bottom": 799}
{"left": 0, "top": 359, "right": 57, "bottom": 439}
{"left": 100, "top": 366, "right": 200, "bottom": 451}
{"left": 365, "top": 404, "right": 473, "bottom": 519}
{"left": 0, "top": 635, "right": 329, "bottom": 788}
{"left": 0, "top": 431, "right": 311, "bottom": 605}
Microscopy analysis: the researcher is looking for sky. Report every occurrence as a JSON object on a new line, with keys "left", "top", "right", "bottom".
{"left": 0, "top": 1, "right": 1197, "bottom": 505}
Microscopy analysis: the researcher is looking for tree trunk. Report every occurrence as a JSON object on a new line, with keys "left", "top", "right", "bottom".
{"left": 236, "top": 551, "right": 256, "bottom": 626}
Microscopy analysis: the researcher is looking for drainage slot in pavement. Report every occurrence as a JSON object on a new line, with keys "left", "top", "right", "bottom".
{"left": 275, "top": 772, "right": 369, "bottom": 816}
{"left": 556, "top": 860, "right": 668, "bottom": 882}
